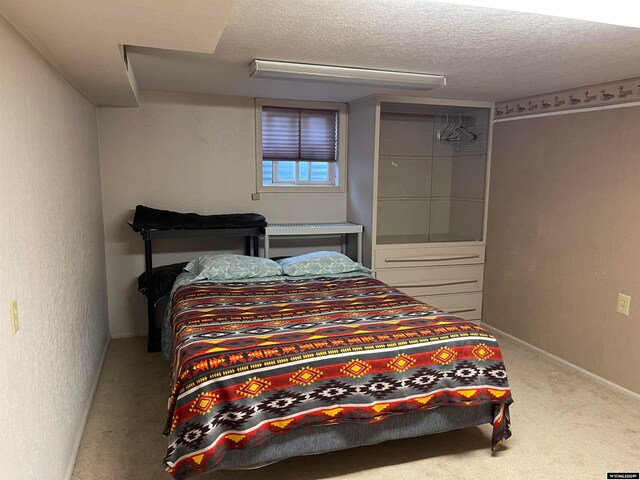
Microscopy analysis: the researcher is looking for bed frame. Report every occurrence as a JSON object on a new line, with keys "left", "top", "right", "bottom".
{"left": 130, "top": 224, "right": 261, "bottom": 352}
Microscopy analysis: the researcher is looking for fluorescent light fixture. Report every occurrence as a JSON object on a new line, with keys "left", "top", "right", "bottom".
{"left": 435, "top": 0, "right": 640, "bottom": 29}
{"left": 250, "top": 60, "right": 446, "bottom": 91}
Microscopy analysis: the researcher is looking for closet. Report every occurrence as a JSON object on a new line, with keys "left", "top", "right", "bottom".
{"left": 347, "top": 95, "right": 492, "bottom": 320}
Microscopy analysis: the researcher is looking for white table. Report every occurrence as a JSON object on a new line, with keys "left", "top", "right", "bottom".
{"left": 262, "top": 222, "right": 364, "bottom": 262}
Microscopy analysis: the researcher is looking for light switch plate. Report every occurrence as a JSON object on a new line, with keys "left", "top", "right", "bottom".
{"left": 10, "top": 299, "right": 19, "bottom": 335}
{"left": 616, "top": 293, "right": 631, "bottom": 316}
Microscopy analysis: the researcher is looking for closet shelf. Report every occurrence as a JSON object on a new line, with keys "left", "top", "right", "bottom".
{"left": 380, "top": 154, "right": 487, "bottom": 159}
{"left": 377, "top": 196, "right": 484, "bottom": 202}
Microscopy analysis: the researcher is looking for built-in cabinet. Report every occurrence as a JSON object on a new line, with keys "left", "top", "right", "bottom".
{"left": 347, "top": 96, "right": 492, "bottom": 320}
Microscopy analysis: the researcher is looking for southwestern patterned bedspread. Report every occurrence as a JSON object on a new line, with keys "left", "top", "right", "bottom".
{"left": 164, "top": 275, "right": 513, "bottom": 478}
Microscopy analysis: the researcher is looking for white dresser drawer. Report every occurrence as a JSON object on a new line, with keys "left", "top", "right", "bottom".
{"left": 374, "top": 244, "right": 484, "bottom": 269}
{"left": 376, "top": 265, "right": 484, "bottom": 296}
{"left": 413, "top": 292, "right": 483, "bottom": 320}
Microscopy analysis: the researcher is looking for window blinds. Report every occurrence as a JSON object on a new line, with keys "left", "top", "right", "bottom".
{"left": 262, "top": 107, "right": 338, "bottom": 162}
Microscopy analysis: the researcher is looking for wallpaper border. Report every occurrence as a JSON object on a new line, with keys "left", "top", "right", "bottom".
{"left": 495, "top": 77, "right": 640, "bottom": 120}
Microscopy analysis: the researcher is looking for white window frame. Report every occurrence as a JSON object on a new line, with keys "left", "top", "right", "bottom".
{"left": 255, "top": 98, "right": 347, "bottom": 193}
{"left": 270, "top": 161, "right": 335, "bottom": 186}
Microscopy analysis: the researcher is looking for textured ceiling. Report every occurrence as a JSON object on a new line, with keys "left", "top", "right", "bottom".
{"left": 3, "top": 0, "right": 640, "bottom": 105}
{"left": 129, "top": 0, "right": 640, "bottom": 103}
{"left": 0, "top": 0, "right": 234, "bottom": 106}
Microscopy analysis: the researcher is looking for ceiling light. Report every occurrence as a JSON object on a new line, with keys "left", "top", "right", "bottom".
{"left": 435, "top": 0, "right": 640, "bottom": 29}
{"left": 249, "top": 60, "right": 446, "bottom": 91}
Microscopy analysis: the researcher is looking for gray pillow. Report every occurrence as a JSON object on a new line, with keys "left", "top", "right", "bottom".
{"left": 278, "top": 251, "right": 370, "bottom": 277}
{"left": 185, "top": 254, "right": 282, "bottom": 281}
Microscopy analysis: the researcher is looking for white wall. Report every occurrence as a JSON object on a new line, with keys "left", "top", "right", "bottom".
{"left": 98, "top": 91, "right": 347, "bottom": 337}
{"left": 0, "top": 15, "right": 110, "bottom": 480}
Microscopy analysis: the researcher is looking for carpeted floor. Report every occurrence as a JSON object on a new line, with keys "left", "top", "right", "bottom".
{"left": 72, "top": 333, "right": 640, "bottom": 480}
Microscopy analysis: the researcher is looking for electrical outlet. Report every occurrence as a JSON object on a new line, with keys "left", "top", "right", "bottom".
{"left": 616, "top": 293, "right": 631, "bottom": 316}
{"left": 251, "top": 193, "right": 260, "bottom": 201}
{"left": 10, "top": 299, "right": 19, "bottom": 335}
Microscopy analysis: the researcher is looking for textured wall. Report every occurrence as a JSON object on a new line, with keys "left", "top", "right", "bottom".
{"left": 0, "top": 15, "right": 110, "bottom": 479}
{"left": 484, "top": 107, "right": 640, "bottom": 394}
{"left": 97, "top": 91, "right": 347, "bottom": 337}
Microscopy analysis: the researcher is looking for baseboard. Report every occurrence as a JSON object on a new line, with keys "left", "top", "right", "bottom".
{"left": 483, "top": 323, "right": 640, "bottom": 402}
{"left": 64, "top": 335, "right": 111, "bottom": 480}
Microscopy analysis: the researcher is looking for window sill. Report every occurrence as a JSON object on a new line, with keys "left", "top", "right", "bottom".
{"left": 258, "top": 185, "right": 345, "bottom": 193}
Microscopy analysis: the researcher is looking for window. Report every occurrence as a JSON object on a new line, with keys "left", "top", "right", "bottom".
{"left": 256, "top": 99, "right": 346, "bottom": 191}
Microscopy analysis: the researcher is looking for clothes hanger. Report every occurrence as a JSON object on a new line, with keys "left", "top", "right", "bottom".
{"left": 444, "top": 116, "right": 471, "bottom": 143}
{"left": 437, "top": 114, "right": 478, "bottom": 144}
{"left": 459, "top": 124, "right": 478, "bottom": 142}
{"left": 444, "top": 115, "right": 478, "bottom": 143}
{"left": 436, "top": 115, "right": 457, "bottom": 141}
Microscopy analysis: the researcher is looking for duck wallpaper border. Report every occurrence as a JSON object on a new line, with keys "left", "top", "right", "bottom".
{"left": 495, "top": 77, "right": 640, "bottom": 119}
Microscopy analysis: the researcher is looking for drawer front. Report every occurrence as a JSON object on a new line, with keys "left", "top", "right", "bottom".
{"left": 374, "top": 245, "right": 484, "bottom": 269}
{"left": 376, "top": 265, "right": 484, "bottom": 296}
{"left": 414, "top": 292, "right": 483, "bottom": 320}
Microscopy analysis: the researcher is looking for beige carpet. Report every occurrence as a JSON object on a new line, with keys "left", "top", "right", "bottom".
{"left": 72, "top": 334, "right": 640, "bottom": 480}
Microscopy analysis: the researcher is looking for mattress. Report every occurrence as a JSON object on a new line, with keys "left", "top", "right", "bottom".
{"left": 163, "top": 275, "right": 513, "bottom": 479}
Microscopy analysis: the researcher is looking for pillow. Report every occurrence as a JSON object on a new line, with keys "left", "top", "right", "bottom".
{"left": 185, "top": 254, "right": 282, "bottom": 281}
{"left": 277, "top": 251, "right": 370, "bottom": 277}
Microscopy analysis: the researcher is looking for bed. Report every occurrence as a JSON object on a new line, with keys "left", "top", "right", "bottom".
{"left": 161, "top": 252, "right": 513, "bottom": 479}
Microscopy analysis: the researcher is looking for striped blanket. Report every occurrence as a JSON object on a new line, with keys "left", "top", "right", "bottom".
{"left": 164, "top": 275, "right": 512, "bottom": 479}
